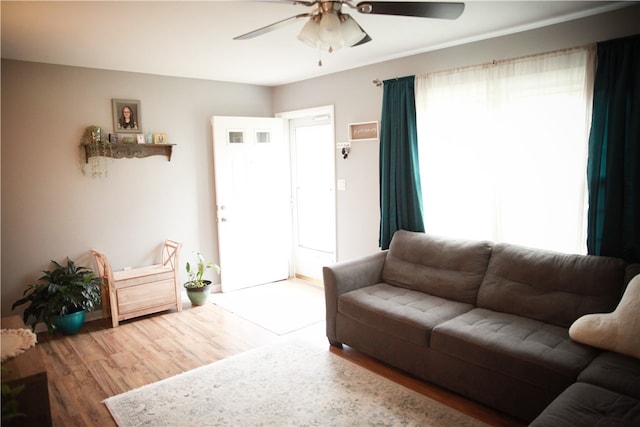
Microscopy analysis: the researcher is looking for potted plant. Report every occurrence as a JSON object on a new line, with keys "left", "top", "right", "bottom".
{"left": 184, "top": 252, "right": 220, "bottom": 306}
{"left": 12, "top": 258, "right": 102, "bottom": 335}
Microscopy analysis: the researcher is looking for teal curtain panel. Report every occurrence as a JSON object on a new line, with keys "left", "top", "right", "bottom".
{"left": 379, "top": 76, "right": 425, "bottom": 250}
{"left": 587, "top": 34, "right": 640, "bottom": 262}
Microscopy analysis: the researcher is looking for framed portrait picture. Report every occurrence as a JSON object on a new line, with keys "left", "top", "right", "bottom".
{"left": 112, "top": 99, "right": 142, "bottom": 133}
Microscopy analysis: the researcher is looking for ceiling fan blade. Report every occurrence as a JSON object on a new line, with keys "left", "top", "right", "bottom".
{"left": 254, "top": 0, "right": 317, "bottom": 6}
{"left": 348, "top": 16, "right": 372, "bottom": 47}
{"left": 352, "top": 33, "right": 372, "bottom": 47}
{"left": 355, "top": 2, "right": 464, "bottom": 19}
{"left": 234, "top": 13, "right": 311, "bottom": 40}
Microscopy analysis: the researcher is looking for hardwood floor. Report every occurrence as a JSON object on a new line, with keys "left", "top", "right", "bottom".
{"left": 35, "top": 295, "right": 525, "bottom": 427}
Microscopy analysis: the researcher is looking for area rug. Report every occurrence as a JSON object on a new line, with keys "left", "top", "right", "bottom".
{"left": 209, "top": 280, "right": 325, "bottom": 335}
{"left": 104, "top": 340, "right": 488, "bottom": 427}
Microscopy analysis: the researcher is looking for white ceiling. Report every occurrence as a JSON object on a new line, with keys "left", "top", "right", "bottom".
{"left": 1, "top": 1, "right": 632, "bottom": 87}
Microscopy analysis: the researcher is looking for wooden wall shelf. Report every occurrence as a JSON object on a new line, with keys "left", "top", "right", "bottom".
{"left": 82, "top": 143, "right": 175, "bottom": 163}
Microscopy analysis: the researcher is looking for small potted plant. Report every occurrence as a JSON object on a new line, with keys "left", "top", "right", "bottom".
{"left": 12, "top": 258, "right": 102, "bottom": 335}
{"left": 184, "top": 252, "right": 220, "bottom": 306}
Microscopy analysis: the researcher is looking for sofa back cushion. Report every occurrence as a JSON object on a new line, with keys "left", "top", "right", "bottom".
{"left": 382, "top": 230, "right": 493, "bottom": 304}
{"left": 477, "top": 243, "right": 627, "bottom": 328}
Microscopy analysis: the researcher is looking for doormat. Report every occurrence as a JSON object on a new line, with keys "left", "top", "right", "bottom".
{"left": 209, "top": 280, "right": 325, "bottom": 335}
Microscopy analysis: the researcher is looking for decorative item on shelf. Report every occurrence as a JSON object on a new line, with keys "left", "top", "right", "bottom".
{"left": 144, "top": 130, "right": 153, "bottom": 144}
{"left": 11, "top": 258, "right": 103, "bottom": 335}
{"left": 184, "top": 252, "right": 220, "bottom": 306}
{"left": 81, "top": 125, "right": 103, "bottom": 145}
{"left": 153, "top": 133, "right": 167, "bottom": 144}
{"left": 80, "top": 125, "right": 112, "bottom": 179}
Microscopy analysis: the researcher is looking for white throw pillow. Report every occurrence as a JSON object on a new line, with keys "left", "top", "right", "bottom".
{"left": 569, "top": 274, "right": 640, "bottom": 359}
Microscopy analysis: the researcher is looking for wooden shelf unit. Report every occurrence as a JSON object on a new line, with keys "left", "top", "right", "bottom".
{"left": 82, "top": 143, "right": 175, "bottom": 162}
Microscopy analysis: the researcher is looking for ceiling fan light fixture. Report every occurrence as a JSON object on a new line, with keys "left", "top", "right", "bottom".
{"left": 340, "top": 14, "right": 366, "bottom": 47}
{"left": 318, "top": 11, "right": 342, "bottom": 47}
{"left": 296, "top": 5, "right": 372, "bottom": 54}
{"left": 297, "top": 17, "right": 321, "bottom": 48}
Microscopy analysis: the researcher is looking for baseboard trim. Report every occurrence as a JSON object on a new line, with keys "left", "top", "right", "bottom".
{"left": 295, "top": 274, "right": 323, "bottom": 286}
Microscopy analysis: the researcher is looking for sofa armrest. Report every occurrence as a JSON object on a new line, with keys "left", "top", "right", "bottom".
{"left": 322, "top": 251, "right": 387, "bottom": 346}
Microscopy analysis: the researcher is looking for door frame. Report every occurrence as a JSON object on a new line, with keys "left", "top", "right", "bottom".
{"left": 277, "top": 105, "right": 337, "bottom": 279}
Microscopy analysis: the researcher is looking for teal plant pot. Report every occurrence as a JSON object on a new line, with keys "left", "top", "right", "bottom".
{"left": 55, "top": 310, "right": 86, "bottom": 335}
{"left": 185, "top": 281, "right": 212, "bottom": 306}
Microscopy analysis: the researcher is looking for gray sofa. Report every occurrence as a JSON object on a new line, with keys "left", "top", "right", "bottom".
{"left": 323, "top": 230, "right": 640, "bottom": 424}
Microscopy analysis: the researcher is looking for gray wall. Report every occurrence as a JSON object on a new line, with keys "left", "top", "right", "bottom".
{"left": 272, "top": 4, "right": 640, "bottom": 261}
{"left": 2, "top": 4, "right": 639, "bottom": 318}
{"left": 1, "top": 62, "right": 272, "bottom": 316}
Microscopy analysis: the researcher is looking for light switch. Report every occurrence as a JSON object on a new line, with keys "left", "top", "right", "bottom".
{"left": 337, "top": 179, "right": 346, "bottom": 191}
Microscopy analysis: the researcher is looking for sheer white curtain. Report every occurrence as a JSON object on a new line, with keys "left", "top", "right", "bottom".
{"left": 415, "top": 47, "right": 595, "bottom": 254}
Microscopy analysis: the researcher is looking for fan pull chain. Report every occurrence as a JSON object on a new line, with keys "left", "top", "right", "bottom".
{"left": 318, "top": 45, "right": 323, "bottom": 67}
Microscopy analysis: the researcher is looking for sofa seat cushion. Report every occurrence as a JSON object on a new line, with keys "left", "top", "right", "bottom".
{"left": 431, "top": 308, "right": 600, "bottom": 391}
{"left": 579, "top": 351, "right": 640, "bottom": 399}
{"left": 529, "top": 382, "right": 640, "bottom": 427}
{"left": 338, "top": 283, "right": 474, "bottom": 346}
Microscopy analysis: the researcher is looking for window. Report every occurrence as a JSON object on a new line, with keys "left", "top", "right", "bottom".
{"left": 415, "top": 47, "right": 595, "bottom": 254}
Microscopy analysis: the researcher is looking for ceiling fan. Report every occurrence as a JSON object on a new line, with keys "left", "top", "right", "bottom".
{"left": 234, "top": 1, "right": 465, "bottom": 55}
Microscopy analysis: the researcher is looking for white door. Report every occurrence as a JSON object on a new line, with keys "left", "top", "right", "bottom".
{"left": 287, "top": 112, "right": 336, "bottom": 282}
{"left": 211, "top": 116, "right": 291, "bottom": 292}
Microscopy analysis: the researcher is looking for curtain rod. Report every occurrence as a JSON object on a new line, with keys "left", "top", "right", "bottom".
{"left": 372, "top": 76, "right": 411, "bottom": 87}
{"left": 372, "top": 44, "right": 594, "bottom": 86}
{"left": 417, "top": 44, "right": 594, "bottom": 78}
